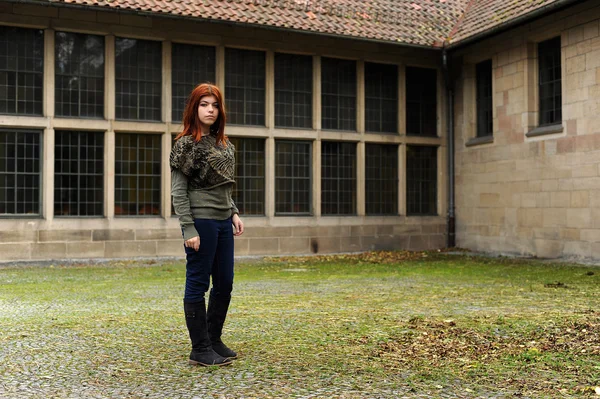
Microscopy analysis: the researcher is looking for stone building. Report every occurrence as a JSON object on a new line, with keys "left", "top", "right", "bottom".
{"left": 0, "top": 0, "right": 596, "bottom": 261}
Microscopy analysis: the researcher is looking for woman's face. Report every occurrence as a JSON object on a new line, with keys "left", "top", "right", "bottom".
{"left": 197, "top": 95, "right": 219, "bottom": 129}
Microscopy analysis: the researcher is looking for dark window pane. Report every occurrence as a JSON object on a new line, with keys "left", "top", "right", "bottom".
{"left": 275, "top": 141, "right": 311, "bottom": 215}
{"left": 365, "top": 62, "right": 398, "bottom": 133}
{"left": 225, "top": 48, "right": 265, "bottom": 126}
{"left": 275, "top": 53, "right": 312, "bottom": 128}
{"left": 55, "top": 32, "right": 105, "bottom": 118}
{"left": 365, "top": 144, "right": 398, "bottom": 215}
{"left": 171, "top": 43, "right": 216, "bottom": 122}
{"left": 115, "top": 38, "right": 162, "bottom": 121}
{"left": 0, "top": 130, "right": 41, "bottom": 215}
{"left": 54, "top": 131, "right": 104, "bottom": 216}
{"left": 0, "top": 27, "right": 43, "bottom": 116}
{"left": 406, "top": 67, "right": 437, "bottom": 136}
{"left": 538, "top": 37, "right": 562, "bottom": 126}
{"left": 228, "top": 137, "right": 265, "bottom": 215}
{"left": 115, "top": 133, "right": 161, "bottom": 216}
{"left": 321, "top": 58, "right": 356, "bottom": 131}
{"left": 321, "top": 141, "right": 356, "bottom": 215}
{"left": 476, "top": 59, "right": 493, "bottom": 137}
{"left": 406, "top": 146, "right": 437, "bottom": 215}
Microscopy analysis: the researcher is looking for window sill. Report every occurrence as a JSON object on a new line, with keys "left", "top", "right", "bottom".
{"left": 466, "top": 135, "right": 493, "bottom": 147}
{"left": 526, "top": 123, "right": 563, "bottom": 138}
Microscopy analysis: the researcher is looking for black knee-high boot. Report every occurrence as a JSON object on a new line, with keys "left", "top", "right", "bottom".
{"left": 184, "top": 300, "right": 232, "bottom": 366}
{"left": 207, "top": 295, "right": 238, "bottom": 359}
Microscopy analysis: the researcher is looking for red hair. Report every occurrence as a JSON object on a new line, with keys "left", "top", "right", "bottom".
{"left": 175, "top": 83, "right": 227, "bottom": 146}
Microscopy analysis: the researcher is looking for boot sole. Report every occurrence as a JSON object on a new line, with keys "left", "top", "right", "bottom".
{"left": 189, "top": 359, "right": 233, "bottom": 367}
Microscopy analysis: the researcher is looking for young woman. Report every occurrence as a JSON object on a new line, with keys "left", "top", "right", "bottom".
{"left": 170, "top": 83, "right": 244, "bottom": 367}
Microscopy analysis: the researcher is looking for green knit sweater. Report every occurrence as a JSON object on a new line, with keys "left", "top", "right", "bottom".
{"left": 170, "top": 134, "right": 239, "bottom": 240}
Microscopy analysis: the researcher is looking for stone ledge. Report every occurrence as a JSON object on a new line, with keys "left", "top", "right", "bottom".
{"left": 526, "top": 124, "right": 564, "bottom": 138}
{"left": 465, "top": 135, "right": 494, "bottom": 147}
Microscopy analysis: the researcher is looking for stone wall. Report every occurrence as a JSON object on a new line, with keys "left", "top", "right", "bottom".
{"left": 453, "top": 0, "right": 600, "bottom": 259}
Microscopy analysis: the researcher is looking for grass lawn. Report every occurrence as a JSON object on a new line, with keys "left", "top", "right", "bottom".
{"left": 0, "top": 251, "right": 598, "bottom": 398}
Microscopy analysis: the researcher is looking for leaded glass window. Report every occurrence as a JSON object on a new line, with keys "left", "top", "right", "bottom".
{"left": 365, "top": 62, "right": 398, "bottom": 133}
{"left": 55, "top": 32, "right": 105, "bottom": 118}
{"left": 538, "top": 37, "right": 562, "bottom": 126}
{"left": 171, "top": 43, "right": 216, "bottom": 122}
{"left": 321, "top": 141, "right": 356, "bottom": 215}
{"left": 275, "top": 140, "right": 311, "bottom": 215}
{"left": 0, "top": 27, "right": 43, "bottom": 115}
{"left": 365, "top": 144, "right": 398, "bottom": 215}
{"left": 275, "top": 53, "right": 312, "bottom": 128}
{"left": 406, "top": 67, "right": 437, "bottom": 136}
{"left": 476, "top": 59, "right": 493, "bottom": 137}
{"left": 115, "top": 38, "right": 162, "bottom": 121}
{"left": 229, "top": 137, "right": 265, "bottom": 215}
{"left": 115, "top": 133, "right": 161, "bottom": 216}
{"left": 54, "top": 131, "right": 104, "bottom": 216}
{"left": 321, "top": 57, "right": 356, "bottom": 131}
{"left": 0, "top": 130, "right": 41, "bottom": 215}
{"left": 225, "top": 48, "right": 265, "bottom": 126}
{"left": 406, "top": 146, "right": 437, "bottom": 215}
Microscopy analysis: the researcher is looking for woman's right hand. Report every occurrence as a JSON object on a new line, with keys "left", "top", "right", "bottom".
{"left": 185, "top": 236, "right": 200, "bottom": 252}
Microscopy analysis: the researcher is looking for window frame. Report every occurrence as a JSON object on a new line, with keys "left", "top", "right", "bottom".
{"left": 321, "top": 57, "right": 357, "bottom": 131}
{"left": 229, "top": 137, "right": 266, "bottom": 216}
{"left": 114, "top": 37, "right": 163, "bottom": 122}
{"left": 54, "top": 130, "right": 105, "bottom": 217}
{"left": 274, "top": 52, "right": 313, "bottom": 129}
{"left": 320, "top": 140, "right": 357, "bottom": 216}
{"left": 475, "top": 59, "right": 493, "bottom": 138}
{"left": 0, "top": 129, "right": 42, "bottom": 217}
{"left": 364, "top": 62, "right": 399, "bottom": 134}
{"left": 274, "top": 140, "right": 312, "bottom": 216}
{"left": 405, "top": 66, "right": 438, "bottom": 137}
{"left": 225, "top": 48, "right": 266, "bottom": 126}
{"left": 365, "top": 143, "right": 398, "bottom": 216}
{"left": 406, "top": 145, "right": 438, "bottom": 216}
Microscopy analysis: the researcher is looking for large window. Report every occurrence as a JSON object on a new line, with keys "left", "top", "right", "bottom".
{"left": 321, "top": 141, "right": 356, "bottom": 215}
{"left": 538, "top": 37, "right": 562, "bottom": 126}
{"left": 476, "top": 60, "right": 493, "bottom": 137}
{"left": 0, "top": 27, "right": 43, "bottom": 115}
{"left": 406, "top": 67, "right": 437, "bottom": 136}
{"left": 365, "top": 62, "right": 398, "bottom": 133}
{"left": 406, "top": 146, "right": 437, "bottom": 216}
{"left": 225, "top": 48, "right": 265, "bottom": 126}
{"left": 115, "top": 133, "right": 161, "bottom": 216}
{"left": 321, "top": 57, "right": 356, "bottom": 131}
{"left": 365, "top": 144, "right": 398, "bottom": 215}
{"left": 0, "top": 130, "right": 41, "bottom": 215}
{"left": 275, "top": 141, "right": 311, "bottom": 215}
{"left": 115, "top": 38, "right": 162, "bottom": 121}
{"left": 171, "top": 43, "right": 215, "bottom": 122}
{"left": 54, "top": 131, "right": 104, "bottom": 216}
{"left": 229, "top": 137, "right": 265, "bottom": 215}
{"left": 274, "top": 53, "right": 312, "bottom": 128}
{"left": 55, "top": 32, "right": 105, "bottom": 118}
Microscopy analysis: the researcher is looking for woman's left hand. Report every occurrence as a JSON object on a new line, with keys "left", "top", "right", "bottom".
{"left": 232, "top": 214, "right": 244, "bottom": 236}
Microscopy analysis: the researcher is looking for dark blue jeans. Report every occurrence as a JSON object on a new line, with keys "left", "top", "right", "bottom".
{"left": 183, "top": 217, "right": 234, "bottom": 304}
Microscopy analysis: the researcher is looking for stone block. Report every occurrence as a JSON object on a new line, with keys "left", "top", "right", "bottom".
{"left": 581, "top": 229, "right": 600, "bottom": 242}
{"left": 392, "top": 224, "right": 421, "bottom": 235}
{"left": 480, "top": 193, "right": 500, "bottom": 207}
{"left": 517, "top": 208, "right": 543, "bottom": 228}
{"left": 136, "top": 229, "right": 181, "bottom": 241}
{"left": 59, "top": 8, "right": 96, "bottom": 21}
{"left": 362, "top": 236, "right": 408, "bottom": 251}
{"left": 563, "top": 241, "right": 591, "bottom": 258}
{"left": 13, "top": 4, "right": 58, "bottom": 17}
{"left": 233, "top": 238, "right": 249, "bottom": 256}
{"left": 566, "top": 54, "right": 586, "bottom": 74}
{"left": 377, "top": 225, "right": 394, "bottom": 235}
{"left": 533, "top": 228, "right": 560, "bottom": 240}
{"left": 340, "top": 236, "right": 362, "bottom": 252}
{"left": 247, "top": 238, "right": 279, "bottom": 255}
{"left": 104, "top": 241, "right": 157, "bottom": 258}
{"left": 292, "top": 226, "right": 320, "bottom": 237}
{"left": 310, "top": 237, "right": 341, "bottom": 253}
{"left": 156, "top": 240, "right": 184, "bottom": 256}
{"left": 31, "top": 243, "right": 67, "bottom": 260}
{"left": 66, "top": 242, "right": 106, "bottom": 258}
{"left": 430, "top": 234, "right": 446, "bottom": 249}
{"left": 280, "top": 237, "right": 310, "bottom": 254}
{"left": 534, "top": 239, "right": 563, "bottom": 258}
{"left": 542, "top": 208, "right": 567, "bottom": 227}
{"left": 566, "top": 208, "right": 592, "bottom": 228}
{"left": 571, "top": 190, "right": 590, "bottom": 207}
{"left": 408, "top": 235, "right": 431, "bottom": 251}
{"left": 39, "top": 230, "right": 92, "bottom": 242}
{"left": 0, "top": 230, "right": 37, "bottom": 243}
{"left": 314, "top": 226, "right": 351, "bottom": 237}
{"left": 93, "top": 229, "right": 135, "bottom": 241}
{"left": 561, "top": 228, "right": 581, "bottom": 240}
{"left": 242, "top": 226, "right": 292, "bottom": 238}
{"left": 0, "top": 243, "right": 31, "bottom": 260}
{"left": 119, "top": 14, "right": 153, "bottom": 28}
{"left": 550, "top": 192, "right": 570, "bottom": 207}
{"left": 97, "top": 11, "right": 120, "bottom": 24}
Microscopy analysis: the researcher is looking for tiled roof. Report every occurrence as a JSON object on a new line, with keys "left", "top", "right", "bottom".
{"left": 33, "top": 0, "right": 566, "bottom": 47}
{"left": 448, "top": 0, "right": 566, "bottom": 45}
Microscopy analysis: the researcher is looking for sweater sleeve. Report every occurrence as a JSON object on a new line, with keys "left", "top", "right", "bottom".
{"left": 231, "top": 198, "right": 239, "bottom": 216}
{"left": 171, "top": 168, "right": 199, "bottom": 241}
